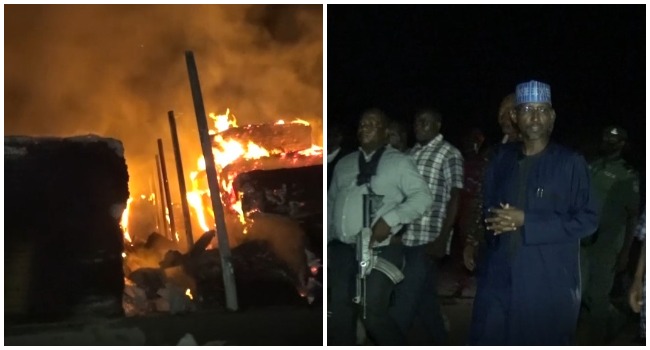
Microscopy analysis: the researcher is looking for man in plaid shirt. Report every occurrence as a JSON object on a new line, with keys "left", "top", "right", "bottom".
{"left": 389, "top": 108, "right": 464, "bottom": 344}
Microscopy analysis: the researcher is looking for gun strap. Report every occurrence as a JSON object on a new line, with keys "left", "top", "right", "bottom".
{"left": 357, "top": 146, "right": 386, "bottom": 188}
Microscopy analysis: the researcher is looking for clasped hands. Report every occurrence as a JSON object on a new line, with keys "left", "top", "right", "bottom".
{"left": 485, "top": 203, "right": 525, "bottom": 235}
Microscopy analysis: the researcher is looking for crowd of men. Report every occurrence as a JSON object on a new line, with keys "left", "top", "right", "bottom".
{"left": 327, "top": 80, "right": 645, "bottom": 346}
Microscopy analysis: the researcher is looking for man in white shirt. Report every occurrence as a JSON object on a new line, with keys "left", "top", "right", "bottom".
{"left": 328, "top": 108, "right": 433, "bottom": 345}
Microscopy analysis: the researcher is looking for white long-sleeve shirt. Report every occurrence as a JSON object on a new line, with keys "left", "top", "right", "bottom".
{"left": 327, "top": 146, "right": 433, "bottom": 247}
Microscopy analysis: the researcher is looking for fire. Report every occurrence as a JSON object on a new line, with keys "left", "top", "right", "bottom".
{"left": 120, "top": 197, "right": 133, "bottom": 243}
{"left": 185, "top": 288, "right": 194, "bottom": 300}
{"left": 187, "top": 190, "right": 211, "bottom": 232}
{"left": 209, "top": 108, "right": 237, "bottom": 133}
{"left": 187, "top": 109, "right": 322, "bottom": 238}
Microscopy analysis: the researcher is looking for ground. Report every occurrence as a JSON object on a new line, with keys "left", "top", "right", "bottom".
{"left": 409, "top": 259, "right": 646, "bottom": 346}
{"left": 5, "top": 305, "right": 322, "bottom": 346}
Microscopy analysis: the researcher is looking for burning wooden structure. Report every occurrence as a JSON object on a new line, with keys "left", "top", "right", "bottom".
{"left": 120, "top": 111, "right": 323, "bottom": 313}
{"left": 181, "top": 112, "right": 324, "bottom": 307}
{"left": 5, "top": 135, "right": 129, "bottom": 323}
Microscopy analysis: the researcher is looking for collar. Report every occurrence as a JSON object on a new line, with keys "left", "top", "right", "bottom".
{"left": 414, "top": 134, "right": 443, "bottom": 150}
{"left": 359, "top": 145, "right": 392, "bottom": 161}
{"left": 359, "top": 146, "right": 378, "bottom": 162}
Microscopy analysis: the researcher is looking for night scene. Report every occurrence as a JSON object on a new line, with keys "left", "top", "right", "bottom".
{"left": 5, "top": 4, "right": 323, "bottom": 346}
{"left": 327, "top": 5, "right": 645, "bottom": 346}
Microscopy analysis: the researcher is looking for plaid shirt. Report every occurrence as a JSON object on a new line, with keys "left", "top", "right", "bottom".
{"left": 403, "top": 134, "right": 464, "bottom": 247}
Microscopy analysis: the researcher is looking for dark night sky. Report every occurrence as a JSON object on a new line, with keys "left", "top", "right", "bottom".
{"left": 328, "top": 5, "right": 645, "bottom": 171}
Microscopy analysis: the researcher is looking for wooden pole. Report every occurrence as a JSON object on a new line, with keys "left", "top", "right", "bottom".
{"left": 185, "top": 50, "right": 238, "bottom": 311}
{"left": 157, "top": 139, "right": 177, "bottom": 241}
{"left": 149, "top": 173, "right": 161, "bottom": 232}
{"left": 168, "top": 110, "right": 194, "bottom": 249}
{"left": 155, "top": 155, "right": 169, "bottom": 236}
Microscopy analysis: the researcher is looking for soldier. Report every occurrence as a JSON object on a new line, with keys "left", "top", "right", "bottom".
{"left": 580, "top": 126, "right": 640, "bottom": 344}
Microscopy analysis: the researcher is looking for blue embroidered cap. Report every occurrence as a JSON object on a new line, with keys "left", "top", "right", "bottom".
{"left": 515, "top": 80, "right": 552, "bottom": 106}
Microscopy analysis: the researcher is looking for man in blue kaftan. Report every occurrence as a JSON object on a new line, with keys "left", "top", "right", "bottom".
{"left": 468, "top": 80, "right": 599, "bottom": 345}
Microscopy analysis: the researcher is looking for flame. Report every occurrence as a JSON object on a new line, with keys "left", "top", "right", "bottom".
{"left": 187, "top": 109, "right": 322, "bottom": 237}
{"left": 187, "top": 191, "right": 210, "bottom": 232}
{"left": 185, "top": 288, "right": 193, "bottom": 300}
{"left": 209, "top": 108, "right": 237, "bottom": 133}
{"left": 120, "top": 198, "right": 133, "bottom": 243}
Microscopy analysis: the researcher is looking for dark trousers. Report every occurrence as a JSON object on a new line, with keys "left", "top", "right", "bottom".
{"left": 389, "top": 244, "right": 448, "bottom": 344}
{"left": 328, "top": 240, "right": 406, "bottom": 345}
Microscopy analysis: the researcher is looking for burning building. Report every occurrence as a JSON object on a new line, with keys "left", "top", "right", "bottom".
{"left": 5, "top": 5, "right": 323, "bottom": 344}
{"left": 121, "top": 109, "right": 323, "bottom": 313}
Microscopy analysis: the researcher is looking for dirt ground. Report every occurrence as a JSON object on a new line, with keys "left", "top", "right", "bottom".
{"left": 5, "top": 305, "right": 323, "bottom": 346}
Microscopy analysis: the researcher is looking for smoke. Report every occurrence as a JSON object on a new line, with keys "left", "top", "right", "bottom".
{"left": 5, "top": 4, "right": 323, "bottom": 195}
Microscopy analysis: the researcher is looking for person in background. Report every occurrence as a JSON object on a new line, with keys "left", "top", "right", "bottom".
{"left": 456, "top": 128, "right": 488, "bottom": 291}
{"left": 387, "top": 119, "right": 409, "bottom": 152}
{"left": 328, "top": 123, "right": 352, "bottom": 189}
{"left": 579, "top": 125, "right": 640, "bottom": 345}
{"left": 497, "top": 93, "right": 519, "bottom": 144}
{"left": 389, "top": 108, "right": 464, "bottom": 345}
{"left": 463, "top": 93, "right": 517, "bottom": 272}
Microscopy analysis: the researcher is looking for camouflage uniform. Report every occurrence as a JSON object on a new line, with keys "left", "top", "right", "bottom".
{"left": 581, "top": 156, "right": 640, "bottom": 343}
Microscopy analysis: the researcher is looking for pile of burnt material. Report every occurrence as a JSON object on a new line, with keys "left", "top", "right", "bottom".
{"left": 158, "top": 231, "right": 308, "bottom": 311}
{"left": 217, "top": 122, "right": 312, "bottom": 153}
{"left": 5, "top": 135, "right": 129, "bottom": 324}
{"left": 235, "top": 164, "right": 323, "bottom": 257}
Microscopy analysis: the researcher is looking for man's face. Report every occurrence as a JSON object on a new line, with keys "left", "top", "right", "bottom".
{"left": 413, "top": 113, "right": 439, "bottom": 143}
{"left": 386, "top": 123, "right": 406, "bottom": 150}
{"left": 514, "top": 103, "right": 555, "bottom": 141}
{"left": 357, "top": 112, "right": 387, "bottom": 147}
{"left": 498, "top": 99, "right": 516, "bottom": 136}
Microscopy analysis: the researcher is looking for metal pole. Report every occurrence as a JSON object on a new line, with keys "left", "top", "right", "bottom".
{"left": 155, "top": 155, "right": 169, "bottom": 236}
{"left": 157, "top": 139, "right": 177, "bottom": 241}
{"left": 168, "top": 110, "right": 194, "bottom": 250}
{"left": 185, "top": 50, "right": 238, "bottom": 311}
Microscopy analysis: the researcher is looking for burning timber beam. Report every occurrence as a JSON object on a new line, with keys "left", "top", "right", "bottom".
{"left": 5, "top": 135, "right": 129, "bottom": 323}
{"left": 157, "top": 139, "right": 177, "bottom": 241}
{"left": 215, "top": 123, "right": 312, "bottom": 153}
{"left": 167, "top": 110, "right": 194, "bottom": 250}
{"left": 185, "top": 50, "right": 238, "bottom": 311}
